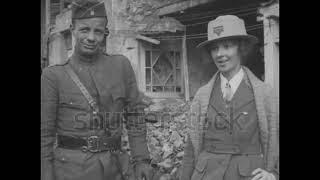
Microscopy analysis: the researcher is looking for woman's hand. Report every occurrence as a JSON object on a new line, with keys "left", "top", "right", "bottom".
{"left": 251, "top": 168, "right": 276, "bottom": 180}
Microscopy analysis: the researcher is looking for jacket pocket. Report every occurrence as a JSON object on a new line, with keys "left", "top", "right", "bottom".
{"left": 238, "top": 155, "right": 264, "bottom": 177}
{"left": 53, "top": 148, "right": 85, "bottom": 179}
{"left": 238, "top": 157, "right": 251, "bottom": 177}
{"left": 59, "top": 93, "right": 88, "bottom": 111}
{"left": 54, "top": 148, "right": 85, "bottom": 165}
{"left": 191, "top": 158, "right": 207, "bottom": 180}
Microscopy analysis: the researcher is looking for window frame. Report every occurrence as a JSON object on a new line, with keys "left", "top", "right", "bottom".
{"left": 140, "top": 41, "right": 184, "bottom": 99}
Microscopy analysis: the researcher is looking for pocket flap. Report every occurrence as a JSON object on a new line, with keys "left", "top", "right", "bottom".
{"left": 54, "top": 148, "right": 85, "bottom": 165}
{"left": 59, "top": 93, "right": 87, "bottom": 109}
{"left": 238, "top": 157, "right": 251, "bottom": 176}
{"left": 195, "top": 158, "right": 208, "bottom": 173}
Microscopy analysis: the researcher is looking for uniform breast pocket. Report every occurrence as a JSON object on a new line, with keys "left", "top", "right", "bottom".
{"left": 59, "top": 93, "right": 88, "bottom": 111}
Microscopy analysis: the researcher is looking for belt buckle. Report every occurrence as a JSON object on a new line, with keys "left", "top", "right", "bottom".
{"left": 82, "top": 136, "right": 100, "bottom": 153}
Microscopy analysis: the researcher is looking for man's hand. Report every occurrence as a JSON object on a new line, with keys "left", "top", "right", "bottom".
{"left": 134, "top": 163, "right": 153, "bottom": 180}
{"left": 251, "top": 168, "right": 276, "bottom": 180}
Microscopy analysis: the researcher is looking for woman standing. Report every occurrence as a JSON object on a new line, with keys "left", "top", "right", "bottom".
{"left": 180, "top": 15, "right": 279, "bottom": 180}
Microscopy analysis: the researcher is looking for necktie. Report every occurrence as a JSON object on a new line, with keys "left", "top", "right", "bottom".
{"left": 224, "top": 82, "right": 232, "bottom": 102}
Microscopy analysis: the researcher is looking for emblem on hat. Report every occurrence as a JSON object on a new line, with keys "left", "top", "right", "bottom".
{"left": 213, "top": 26, "right": 224, "bottom": 36}
{"left": 72, "top": 1, "right": 107, "bottom": 20}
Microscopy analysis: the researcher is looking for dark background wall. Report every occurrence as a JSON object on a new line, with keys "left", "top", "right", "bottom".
{"left": 186, "top": 38, "right": 217, "bottom": 98}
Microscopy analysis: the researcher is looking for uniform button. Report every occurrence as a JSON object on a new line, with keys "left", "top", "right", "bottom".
{"left": 70, "top": 101, "right": 73, "bottom": 105}
{"left": 61, "top": 157, "right": 66, "bottom": 161}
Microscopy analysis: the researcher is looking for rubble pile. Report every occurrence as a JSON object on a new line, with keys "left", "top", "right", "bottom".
{"left": 122, "top": 99, "right": 191, "bottom": 180}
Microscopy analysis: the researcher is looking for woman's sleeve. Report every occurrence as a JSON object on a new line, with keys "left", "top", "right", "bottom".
{"left": 264, "top": 86, "right": 279, "bottom": 177}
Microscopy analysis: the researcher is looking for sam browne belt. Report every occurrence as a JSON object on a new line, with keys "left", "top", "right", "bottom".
{"left": 57, "top": 135, "right": 121, "bottom": 153}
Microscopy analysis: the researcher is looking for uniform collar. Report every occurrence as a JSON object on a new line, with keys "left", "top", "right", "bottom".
{"left": 220, "top": 67, "right": 244, "bottom": 96}
{"left": 70, "top": 51, "right": 103, "bottom": 66}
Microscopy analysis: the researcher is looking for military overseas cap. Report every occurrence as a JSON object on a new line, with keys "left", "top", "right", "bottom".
{"left": 72, "top": 0, "right": 107, "bottom": 20}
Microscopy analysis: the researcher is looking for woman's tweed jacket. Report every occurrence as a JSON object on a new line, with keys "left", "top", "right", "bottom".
{"left": 181, "top": 66, "right": 279, "bottom": 179}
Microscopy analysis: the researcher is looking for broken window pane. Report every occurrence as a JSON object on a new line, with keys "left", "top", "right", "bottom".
{"left": 152, "top": 70, "right": 161, "bottom": 85}
{"left": 146, "top": 68, "right": 151, "bottom": 85}
{"left": 145, "top": 49, "right": 183, "bottom": 94}
{"left": 176, "top": 69, "right": 181, "bottom": 85}
{"left": 146, "top": 86, "right": 151, "bottom": 92}
{"left": 153, "top": 53, "right": 173, "bottom": 85}
{"left": 175, "top": 52, "right": 181, "bottom": 68}
{"left": 152, "top": 50, "right": 160, "bottom": 66}
{"left": 166, "top": 74, "right": 174, "bottom": 85}
{"left": 152, "top": 86, "right": 163, "bottom": 92}
{"left": 164, "top": 86, "right": 175, "bottom": 92}
{"left": 168, "top": 51, "right": 175, "bottom": 66}
{"left": 176, "top": 86, "right": 181, "bottom": 92}
{"left": 146, "top": 51, "right": 151, "bottom": 67}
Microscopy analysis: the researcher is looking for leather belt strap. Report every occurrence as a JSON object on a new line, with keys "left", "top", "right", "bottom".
{"left": 57, "top": 135, "right": 121, "bottom": 153}
{"left": 205, "top": 143, "right": 261, "bottom": 155}
{"left": 64, "top": 64, "right": 99, "bottom": 113}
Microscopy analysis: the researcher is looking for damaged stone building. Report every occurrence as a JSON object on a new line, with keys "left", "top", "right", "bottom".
{"left": 41, "top": 0, "right": 279, "bottom": 103}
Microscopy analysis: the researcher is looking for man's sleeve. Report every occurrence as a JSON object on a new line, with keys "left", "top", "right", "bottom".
{"left": 122, "top": 57, "right": 150, "bottom": 161}
{"left": 180, "top": 135, "right": 195, "bottom": 180}
{"left": 41, "top": 68, "right": 58, "bottom": 180}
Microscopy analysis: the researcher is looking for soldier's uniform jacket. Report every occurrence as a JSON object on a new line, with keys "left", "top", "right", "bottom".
{"left": 41, "top": 53, "right": 149, "bottom": 180}
{"left": 180, "top": 66, "right": 279, "bottom": 180}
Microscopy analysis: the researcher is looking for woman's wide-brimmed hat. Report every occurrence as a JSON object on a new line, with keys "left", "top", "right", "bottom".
{"left": 197, "top": 15, "right": 258, "bottom": 48}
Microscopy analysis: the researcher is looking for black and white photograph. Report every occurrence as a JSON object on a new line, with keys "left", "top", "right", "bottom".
{"left": 41, "top": 0, "right": 279, "bottom": 180}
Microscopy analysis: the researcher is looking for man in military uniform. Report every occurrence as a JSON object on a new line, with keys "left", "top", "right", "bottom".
{"left": 180, "top": 15, "right": 279, "bottom": 180}
{"left": 41, "top": 1, "right": 152, "bottom": 180}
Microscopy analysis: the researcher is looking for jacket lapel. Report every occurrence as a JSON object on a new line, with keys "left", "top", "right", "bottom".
{"left": 242, "top": 67, "right": 269, "bottom": 161}
{"left": 189, "top": 71, "right": 219, "bottom": 160}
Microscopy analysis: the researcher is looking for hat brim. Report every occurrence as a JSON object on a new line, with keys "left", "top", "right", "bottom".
{"left": 197, "top": 35, "right": 258, "bottom": 48}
